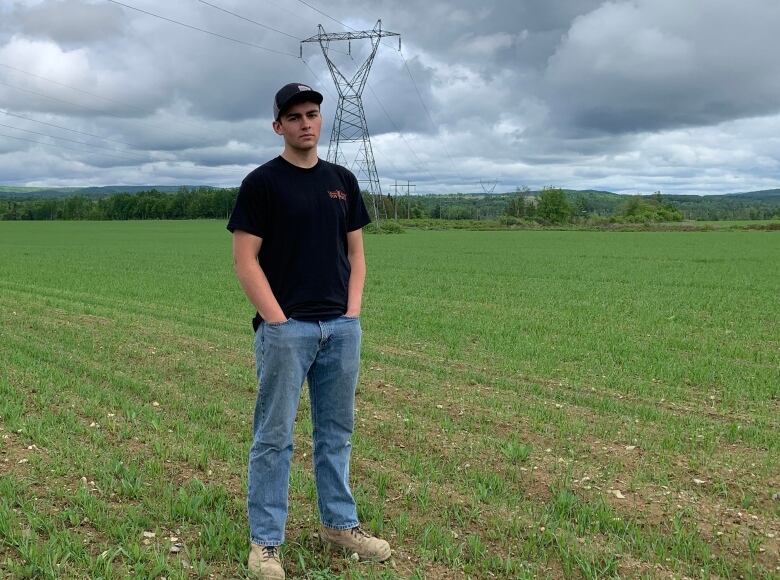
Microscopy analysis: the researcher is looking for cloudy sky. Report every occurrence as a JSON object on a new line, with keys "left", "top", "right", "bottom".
{"left": 1, "top": 0, "right": 779, "bottom": 195}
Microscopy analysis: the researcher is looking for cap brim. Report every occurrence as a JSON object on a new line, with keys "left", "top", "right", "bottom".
{"left": 277, "top": 90, "right": 324, "bottom": 118}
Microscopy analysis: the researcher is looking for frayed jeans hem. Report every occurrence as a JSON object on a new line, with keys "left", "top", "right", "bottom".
{"left": 321, "top": 521, "right": 359, "bottom": 531}
{"left": 250, "top": 537, "right": 284, "bottom": 547}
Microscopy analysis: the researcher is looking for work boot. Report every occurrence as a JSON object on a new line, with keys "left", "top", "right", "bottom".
{"left": 320, "top": 525, "right": 391, "bottom": 562}
{"left": 248, "top": 544, "right": 285, "bottom": 579}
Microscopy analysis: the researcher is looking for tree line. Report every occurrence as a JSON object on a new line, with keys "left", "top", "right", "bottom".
{"left": 501, "top": 188, "right": 683, "bottom": 225}
{"left": 0, "top": 187, "right": 237, "bottom": 221}
{"left": 1, "top": 186, "right": 777, "bottom": 223}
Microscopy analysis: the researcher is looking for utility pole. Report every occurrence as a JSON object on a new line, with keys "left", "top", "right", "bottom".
{"left": 389, "top": 180, "right": 415, "bottom": 219}
{"left": 405, "top": 180, "right": 416, "bottom": 219}
{"left": 389, "top": 179, "right": 400, "bottom": 220}
{"left": 301, "top": 21, "right": 400, "bottom": 226}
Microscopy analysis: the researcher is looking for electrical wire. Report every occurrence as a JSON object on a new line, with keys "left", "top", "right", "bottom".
{"left": 0, "top": 64, "right": 228, "bottom": 141}
{"left": 0, "top": 130, "right": 142, "bottom": 162}
{"left": 398, "top": 48, "right": 459, "bottom": 173}
{"left": 197, "top": 1, "right": 349, "bottom": 56}
{"left": 366, "top": 84, "right": 435, "bottom": 180}
{"left": 196, "top": 0, "right": 299, "bottom": 40}
{"left": 262, "top": 0, "right": 321, "bottom": 36}
{"left": 301, "top": 59, "right": 335, "bottom": 101}
{"left": 0, "top": 79, "right": 101, "bottom": 113}
{"left": 0, "top": 63, "right": 148, "bottom": 116}
{"left": 0, "top": 121, "right": 148, "bottom": 162}
{"left": 0, "top": 121, "right": 129, "bottom": 155}
{"left": 1, "top": 109, "right": 140, "bottom": 150}
{"left": 105, "top": 0, "right": 298, "bottom": 57}
{"left": 0, "top": 78, "right": 196, "bottom": 158}
{"left": 294, "top": 0, "right": 351, "bottom": 30}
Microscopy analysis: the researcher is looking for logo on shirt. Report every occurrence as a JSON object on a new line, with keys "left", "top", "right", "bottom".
{"left": 328, "top": 189, "right": 347, "bottom": 201}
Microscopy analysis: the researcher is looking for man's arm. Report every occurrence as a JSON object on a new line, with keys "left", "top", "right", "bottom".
{"left": 232, "top": 230, "right": 287, "bottom": 324}
{"left": 346, "top": 229, "right": 366, "bottom": 317}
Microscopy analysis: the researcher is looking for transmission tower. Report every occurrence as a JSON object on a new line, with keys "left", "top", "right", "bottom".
{"left": 480, "top": 179, "right": 499, "bottom": 194}
{"left": 301, "top": 21, "right": 400, "bottom": 220}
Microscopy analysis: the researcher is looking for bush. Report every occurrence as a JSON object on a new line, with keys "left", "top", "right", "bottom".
{"left": 364, "top": 220, "right": 405, "bottom": 234}
{"left": 616, "top": 194, "right": 683, "bottom": 223}
{"left": 498, "top": 215, "right": 521, "bottom": 226}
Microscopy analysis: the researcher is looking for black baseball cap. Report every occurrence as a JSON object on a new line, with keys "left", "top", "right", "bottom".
{"left": 273, "top": 83, "right": 323, "bottom": 120}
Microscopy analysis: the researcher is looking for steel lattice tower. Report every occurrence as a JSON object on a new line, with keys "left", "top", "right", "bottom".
{"left": 302, "top": 21, "right": 400, "bottom": 216}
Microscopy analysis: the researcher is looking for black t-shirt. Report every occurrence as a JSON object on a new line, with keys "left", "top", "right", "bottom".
{"left": 227, "top": 156, "right": 371, "bottom": 329}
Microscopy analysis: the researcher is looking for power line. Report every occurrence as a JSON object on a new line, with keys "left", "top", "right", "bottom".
{"left": 263, "top": 0, "right": 322, "bottom": 36}
{"left": 187, "top": 1, "right": 351, "bottom": 109}
{"left": 192, "top": 0, "right": 339, "bottom": 96}
{"left": 399, "top": 53, "right": 433, "bottom": 122}
{"left": 0, "top": 79, "right": 101, "bottom": 113}
{"left": 197, "top": 1, "right": 348, "bottom": 57}
{"left": 105, "top": 0, "right": 298, "bottom": 57}
{"left": 301, "top": 59, "right": 335, "bottom": 101}
{"left": 399, "top": 49, "right": 437, "bottom": 135}
{"left": 0, "top": 109, "right": 139, "bottom": 149}
{"left": 0, "top": 77, "right": 199, "bottom": 152}
{"left": 196, "top": 0, "right": 299, "bottom": 40}
{"left": 0, "top": 62, "right": 147, "bottom": 115}
{"left": 0, "top": 130, "right": 140, "bottom": 161}
{"left": 0, "top": 64, "right": 225, "bottom": 140}
{"left": 398, "top": 48, "right": 459, "bottom": 173}
{"left": 0, "top": 121, "right": 146, "bottom": 160}
{"left": 294, "top": 0, "right": 351, "bottom": 30}
{"left": 365, "top": 84, "right": 434, "bottom": 180}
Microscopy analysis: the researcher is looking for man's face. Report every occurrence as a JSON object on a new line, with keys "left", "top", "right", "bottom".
{"left": 272, "top": 101, "right": 322, "bottom": 151}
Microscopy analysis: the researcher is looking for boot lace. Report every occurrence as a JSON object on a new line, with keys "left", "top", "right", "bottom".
{"left": 351, "top": 526, "right": 371, "bottom": 541}
{"left": 262, "top": 545, "right": 279, "bottom": 560}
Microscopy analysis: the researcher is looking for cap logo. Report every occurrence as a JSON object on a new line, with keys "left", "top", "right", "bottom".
{"left": 298, "top": 85, "right": 311, "bottom": 91}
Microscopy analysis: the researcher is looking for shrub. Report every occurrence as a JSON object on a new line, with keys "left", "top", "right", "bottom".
{"left": 364, "top": 220, "right": 405, "bottom": 234}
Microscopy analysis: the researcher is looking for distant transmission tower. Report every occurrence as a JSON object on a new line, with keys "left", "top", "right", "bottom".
{"left": 480, "top": 179, "right": 499, "bottom": 194}
{"left": 301, "top": 21, "right": 400, "bottom": 220}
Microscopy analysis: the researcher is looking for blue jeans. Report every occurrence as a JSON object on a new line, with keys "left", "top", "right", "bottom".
{"left": 247, "top": 315, "right": 362, "bottom": 546}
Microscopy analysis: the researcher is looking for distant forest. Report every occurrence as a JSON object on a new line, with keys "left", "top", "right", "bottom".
{"left": 0, "top": 188, "right": 237, "bottom": 221}
{"left": 1, "top": 186, "right": 779, "bottom": 222}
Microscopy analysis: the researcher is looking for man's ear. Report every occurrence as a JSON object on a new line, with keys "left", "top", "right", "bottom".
{"left": 272, "top": 119, "right": 283, "bottom": 135}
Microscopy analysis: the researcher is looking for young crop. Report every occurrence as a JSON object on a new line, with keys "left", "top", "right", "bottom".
{"left": 0, "top": 221, "right": 777, "bottom": 578}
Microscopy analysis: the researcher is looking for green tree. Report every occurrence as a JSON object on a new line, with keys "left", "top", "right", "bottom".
{"left": 536, "top": 187, "right": 572, "bottom": 224}
{"left": 505, "top": 196, "right": 525, "bottom": 218}
{"left": 574, "top": 194, "right": 591, "bottom": 218}
{"left": 505, "top": 186, "right": 530, "bottom": 218}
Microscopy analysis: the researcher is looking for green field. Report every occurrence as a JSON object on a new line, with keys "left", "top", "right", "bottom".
{"left": 1, "top": 221, "right": 778, "bottom": 579}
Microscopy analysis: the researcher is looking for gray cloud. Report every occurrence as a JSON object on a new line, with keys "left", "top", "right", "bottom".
{"left": 17, "top": 0, "right": 127, "bottom": 45}
{"left": 1, "top": 0, "right": 779, "bottom": 193}
{"left": 543, "top": 0, "right": 780, "bottom": 134}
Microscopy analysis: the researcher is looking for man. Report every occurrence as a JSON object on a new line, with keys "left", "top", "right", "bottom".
{"left": 227, "top": 83, "right": 390, "bottom": 580}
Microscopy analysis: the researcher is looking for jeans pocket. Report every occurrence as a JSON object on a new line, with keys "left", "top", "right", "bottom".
{"left": 266, "top": 318, "right": 293, "bottom": 327}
